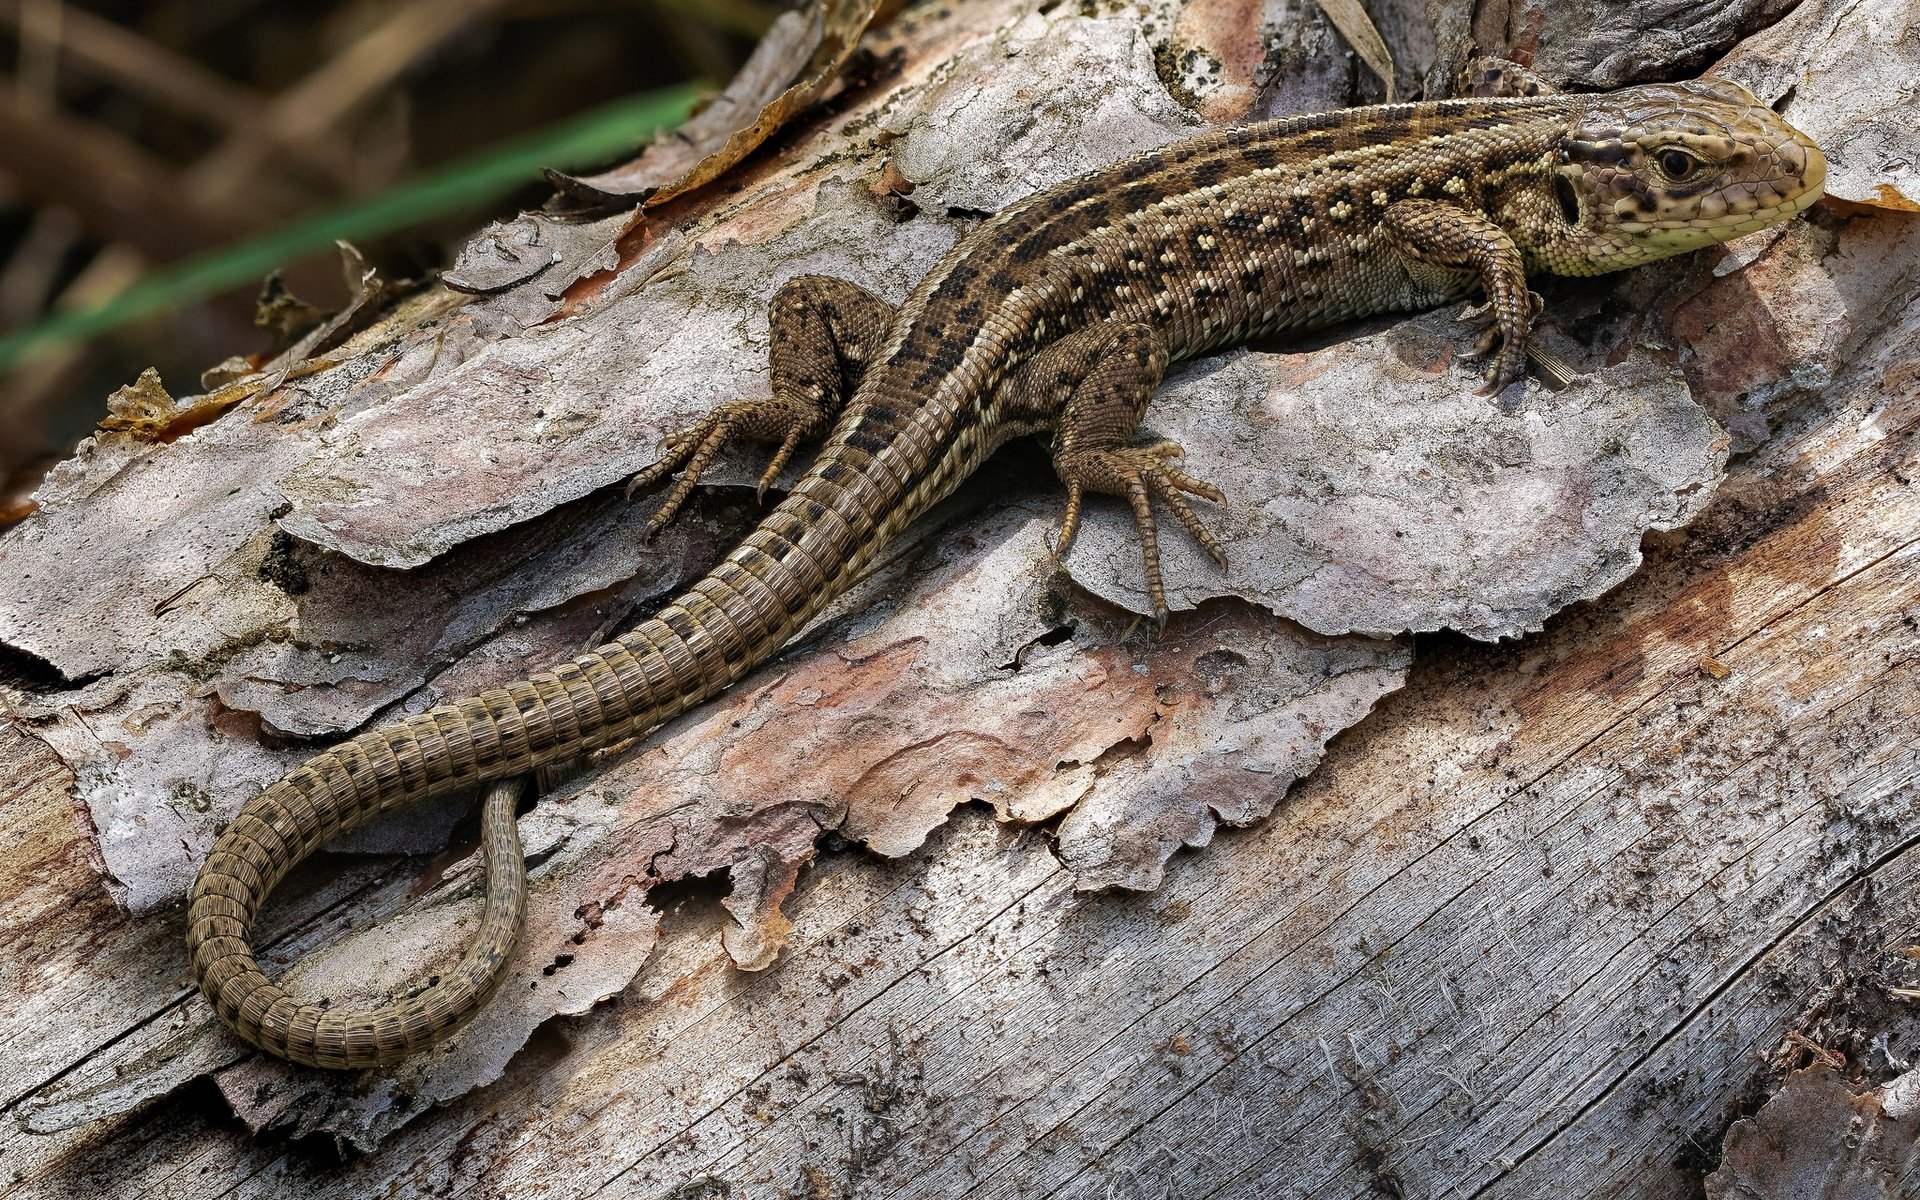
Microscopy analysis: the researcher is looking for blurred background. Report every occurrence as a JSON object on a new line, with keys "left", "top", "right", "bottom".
{"left": 0, "top": 0, "right": 766, "bottom": 521}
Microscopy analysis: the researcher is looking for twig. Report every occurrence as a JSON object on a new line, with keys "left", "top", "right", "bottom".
{"left": 0, "top": 0, "right": 357, "bottom": 183}
{"left": 0, "top": 204, "right": 79, "bottom": 328}
{"left": 0, "top": 83, "right": 257, "bottom": 256}
{"left": 652, "top": 0, "right": 780, "bottom": 39}
{"left": 12, "top": 0, "right": 61, "bottom": 117}
{"left": 0, "top": 241, "right": 150, "bottom": 465}
{"left": 1785, "top": 1030, "right": 1846, "bottom": 1069}
{"left": 187, "top": 0, "right": 520, "bottom": 202}
{"left": 1312, "top": 0, "right": 1397, "bottom": 101}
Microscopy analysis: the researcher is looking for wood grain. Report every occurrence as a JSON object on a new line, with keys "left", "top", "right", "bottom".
{"left": 2, "top": 0, "right": 1915, "bottom": 1194}
{"left": 4, "top": 204, "right": 1916, "bottom": 1188}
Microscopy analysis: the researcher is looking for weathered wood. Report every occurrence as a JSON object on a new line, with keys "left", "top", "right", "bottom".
{"left": 3, "top": 0, "right": 1917, "bottom": 1196}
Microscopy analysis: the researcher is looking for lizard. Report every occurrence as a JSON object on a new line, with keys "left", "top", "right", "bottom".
{"left": 185, "top": 64, "right": 1827, "bottom": 1068}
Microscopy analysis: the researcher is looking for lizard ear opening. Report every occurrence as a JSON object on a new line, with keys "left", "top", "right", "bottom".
{"left": 1553, "top": 174, "right": 1582, "bottom": 225}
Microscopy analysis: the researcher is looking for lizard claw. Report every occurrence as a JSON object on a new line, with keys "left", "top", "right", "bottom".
{"left": 627, "top": 397, "right": 825, "bottom": 535}
{"left": 627, "top": 415, "right": 729, "bottom": 537}
{"left": 1461, "top": 290, "right": 1543, "bottom": 396}
{"left": 1457, "top": 320, "right": 1502, "bottom": 364}
{"left": 1053, "top": 440, "right": 1228, "bottom": 623}
{"left": 756, "top": 427, "right": 806, "bottom": 505}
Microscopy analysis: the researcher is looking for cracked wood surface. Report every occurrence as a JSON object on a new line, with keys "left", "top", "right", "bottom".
{"left": 3, "top": 0, "right": 1918, "bottom": 1195}
{"left": 5, "top": 300, "right": 1917, "bottom": 1191}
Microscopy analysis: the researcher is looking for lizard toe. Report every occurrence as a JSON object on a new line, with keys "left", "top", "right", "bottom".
{"left": 1053, "top": 443, "right": 1229, "bottom": 615}
{"left": 630, "top": 397, "right": 827, "bottom": 532}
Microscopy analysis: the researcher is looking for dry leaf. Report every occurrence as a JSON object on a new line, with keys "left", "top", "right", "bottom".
{"left": 253, "top": 270, "right": 329, "bottom": 346}
{"left": 546, "top": 0, "right": 881, "bottom": 210}
{"left": 97, "top": 368, "right": 241, "bottom": 441}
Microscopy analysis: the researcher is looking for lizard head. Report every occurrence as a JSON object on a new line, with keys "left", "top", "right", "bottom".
{"left": 1548, "top": 77, "right": 1825, "bottom": 274}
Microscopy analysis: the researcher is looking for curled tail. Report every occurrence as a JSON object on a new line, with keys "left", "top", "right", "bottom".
{"left": 187, "top": 358, "right": 938, "bottom": 1067}
{"left": 185, "top": 510, "right": 843, "bottom": 1067}
{"left": 189, "top": 774, "right": 527, "bottom": 1067}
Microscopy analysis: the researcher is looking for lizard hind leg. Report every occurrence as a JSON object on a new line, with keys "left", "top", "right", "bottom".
{"left": 1008, "top": 321, "right": 1229, "bottom": 625}
{"left": 627, "top": 275, "right": 895, "bottom": 538}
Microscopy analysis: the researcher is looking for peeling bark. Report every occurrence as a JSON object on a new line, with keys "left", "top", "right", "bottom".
{"left": 1, "top": 0, "right": 1917, "bottom": 1192}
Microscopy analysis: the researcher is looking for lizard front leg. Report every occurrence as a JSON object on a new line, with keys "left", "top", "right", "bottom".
{"left": 630, "top": 275, "right": 895, "bottom": 536}
{"left": 1006, "top": 322, "right": 1228, "bottom": 624}
{"left": 1381, "top": 199, "right": 1542, "bottom": 394}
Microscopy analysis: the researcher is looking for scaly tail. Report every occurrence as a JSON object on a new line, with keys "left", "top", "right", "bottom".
{"left": 190, "top": 775, "right": 526, "bottom": 1067}
{"left": 185, "top": 486, "right": 882, "bottom": 1067}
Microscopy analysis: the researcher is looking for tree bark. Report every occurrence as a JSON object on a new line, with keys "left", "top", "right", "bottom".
{"left": 2, "top": 0, "right": 1916, "bottom": 1195}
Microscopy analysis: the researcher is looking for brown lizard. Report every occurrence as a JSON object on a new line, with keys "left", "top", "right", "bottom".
{"left": 186, "top": 66, "right": 1826, "bottom": 1067}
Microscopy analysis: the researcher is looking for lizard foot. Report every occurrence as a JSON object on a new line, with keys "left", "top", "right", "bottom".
{"left": 626, "top": 397, "right": 825, "bottom": 538}
{"left": 1053, "top": 441, "right": 1228, "bottom": 626}
{"left": 1459, "top": 290, "right": 1543, "bottom": 396}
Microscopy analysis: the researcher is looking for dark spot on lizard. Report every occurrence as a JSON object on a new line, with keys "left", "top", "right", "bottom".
{"left": 1189, "top": 158, "right": 1231, "bottom": 189}
{"left": 1242, "top": 143, "right": 1285, "bottom": 170}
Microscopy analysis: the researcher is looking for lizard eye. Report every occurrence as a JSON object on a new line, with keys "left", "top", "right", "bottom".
{"left": 1657, "top": 149, "right": 1702, "bottom": 180}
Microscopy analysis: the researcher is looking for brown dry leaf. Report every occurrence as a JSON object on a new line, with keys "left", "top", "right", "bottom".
{"left": 288, "top": 241, "right": 387, "bottom": 362}
{"left": 547, "top": 0, "right": 880, "bottom": 210}
{"left": 253, "top": 270, "right": 329, "bottom": 347}
{"left": 1311, "top": 0, "right": 1397, "bottom": 101}
{"left": 80, "top": 245, "right": 397, "bottom": 451}
{"left": 1826, "top": 188, "right": 1920, "bottom": 216}
{"left": 234, "top": 242, "right": 389, "bottom": 415}
{"left": 97, "top": 368, "right": 241, "bottom": 441}
{"left": 1863, "top": 185, "right": 1920, "bottom": 213}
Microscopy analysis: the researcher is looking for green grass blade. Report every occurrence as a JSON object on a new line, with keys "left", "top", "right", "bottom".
{"left": 0, "top": 82, "right": 704, "bottom": 373}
